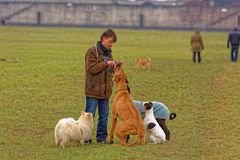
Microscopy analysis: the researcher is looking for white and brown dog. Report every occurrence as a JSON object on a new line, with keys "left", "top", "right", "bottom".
{"left": 54, "top": 111, "right": 93, "bottom": 148}
{"left": 142, "top": 102, "right": 166, "bottom": 144}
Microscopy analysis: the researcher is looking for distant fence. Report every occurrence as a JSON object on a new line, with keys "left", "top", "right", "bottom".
{"left": 0, "top": 1, "right": 240, "bottom": 31}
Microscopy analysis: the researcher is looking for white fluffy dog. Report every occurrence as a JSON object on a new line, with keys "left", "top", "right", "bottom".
{"left": 142, "top": 102, "right": 166, "bottom": 144}
{"left": 54, "top": 111, "right": 93, "bottom": 148}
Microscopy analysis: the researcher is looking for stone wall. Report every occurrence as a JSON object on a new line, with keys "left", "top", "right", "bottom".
{"left": 1, "top": 2, "right": 240, "bottom": 30}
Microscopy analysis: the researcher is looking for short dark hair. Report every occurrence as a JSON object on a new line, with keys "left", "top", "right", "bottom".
{"left": 100, "top": 29, "right": 117, "bottom": 42}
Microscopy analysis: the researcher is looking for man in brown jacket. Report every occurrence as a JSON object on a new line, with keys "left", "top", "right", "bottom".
{"left": 191, "top": 30, "right": 204, "bottom": 63}
{"left": 85, "top": 29, "right": 117, "bottom": 144}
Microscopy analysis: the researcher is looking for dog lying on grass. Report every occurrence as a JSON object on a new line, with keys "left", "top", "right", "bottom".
{"left": 54, "top": 111, "right": 93, "bottom": 148}
{"left": 109, "top": 63, "right": 145, "bottom": 146}
{"left": 136, "top": 57, "right": 151, "bottom": 70}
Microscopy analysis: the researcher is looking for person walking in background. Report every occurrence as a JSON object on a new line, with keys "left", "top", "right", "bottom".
{"left": 85, "top": 29, "right": 117, "bottom": 144}
{"left": 191, "top": 30, "right": 204, "bottom": 63}
{"left": 227, "top": 28, "right": 240, "bottom": 62}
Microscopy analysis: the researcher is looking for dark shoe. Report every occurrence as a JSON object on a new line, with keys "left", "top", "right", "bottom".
{"left": 97, "top": 140, "right": 109, "bottom": 144}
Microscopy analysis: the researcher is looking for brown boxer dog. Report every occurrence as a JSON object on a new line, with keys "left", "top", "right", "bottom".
{"left": 109, "top": 63, "right": 145, "bottom": 146}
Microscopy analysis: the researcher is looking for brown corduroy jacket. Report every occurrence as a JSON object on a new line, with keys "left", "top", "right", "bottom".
{"left": 85, "top": 41, "right": 114, "bottom": 99}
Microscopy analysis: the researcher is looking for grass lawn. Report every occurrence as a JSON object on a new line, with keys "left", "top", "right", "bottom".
{"left": 0, "top": 26, "right": 240, "bottom": 160}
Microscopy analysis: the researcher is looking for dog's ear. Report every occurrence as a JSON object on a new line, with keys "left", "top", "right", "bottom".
{"left": 81, "top": 111, "right": 85, "bottom": 116}
{"left": 148, "top": 102, "right": 153, "bottom": 106}
{"left": 144, "top": 102, "right": 153, "bottom": 110}
{"left": 127, "top": 85, "right": 131, "bottom": 94}
{"left": 122, "top": 70, "right": 128, "bottom": 83}
{"left": 87, "top": 113, "right": 92, "bottom": 120}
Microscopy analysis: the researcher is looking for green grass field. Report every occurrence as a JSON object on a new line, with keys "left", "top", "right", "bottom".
{"left": 0, "top": 26, "right": 240, "bottom": 160}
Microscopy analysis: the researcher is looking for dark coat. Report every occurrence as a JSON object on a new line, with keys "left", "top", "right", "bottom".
{"left": 228, "top": 31, "right": 240, "bottom": 47}
{"left": 191, "top": 31, "right": 204, "bottom": 53}
{"left": 85, "top": 41, "right": 114, "bottom": 99}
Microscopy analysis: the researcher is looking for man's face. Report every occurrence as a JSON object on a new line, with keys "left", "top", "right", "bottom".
{"left": 102, "top": 36, "right": 115, "bottom": 49}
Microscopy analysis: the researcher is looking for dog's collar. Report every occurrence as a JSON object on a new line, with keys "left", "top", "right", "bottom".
{"left": 116, "top": 88, "right": 128, "bottom": 93}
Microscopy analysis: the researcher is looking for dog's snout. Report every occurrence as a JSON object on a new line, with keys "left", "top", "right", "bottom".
{"left": 114, "top": 63, "right": 121, "bottom": 72}
{"left": 115, "top": 61, "right": 121, "bottom": 67}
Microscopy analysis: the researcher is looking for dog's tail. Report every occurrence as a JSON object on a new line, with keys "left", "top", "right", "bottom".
{"left": 125, "top": 126, "right": 142, "bottom": 147}
{"left": 54, "top": 124, "right": 61, "bottom": 146}
{"left": 126, "top": 134, "right": 139, "bottom": 147}
{"left": 169, "top": 113, "right": 177, "bottom": 120}
{"left": 126, "top": 123, "right": 145, "bottom": 147}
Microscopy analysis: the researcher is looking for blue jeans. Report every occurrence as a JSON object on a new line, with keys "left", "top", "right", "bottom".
{"left": 231, "top": 46, "right": 239, "bottom": 62}
{"left": 86, "top": 96, "right": 109, "bottom": 142}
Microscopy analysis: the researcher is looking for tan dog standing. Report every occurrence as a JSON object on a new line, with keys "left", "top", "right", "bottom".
{"left": 109, "top": 63, "right": 145, "bottom": 146}
{"left": 136, "top": 57, "right": 151, "bottom": 70}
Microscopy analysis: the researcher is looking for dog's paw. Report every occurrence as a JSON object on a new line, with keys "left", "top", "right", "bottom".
{"left": 109, "top": 140, "right": 114, "bottom": 144}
